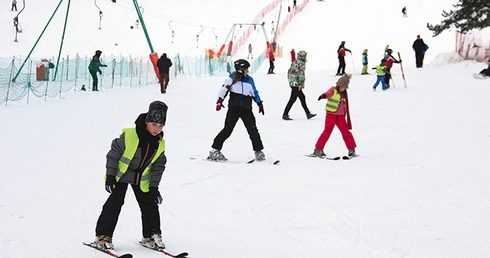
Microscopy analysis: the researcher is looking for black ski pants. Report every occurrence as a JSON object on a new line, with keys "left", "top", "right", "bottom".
{"left": 95, "top": 182, "right": 161, "bottom": 238}
{"left": 337, "top": 56, "right": 346, "bottom": 74}
{"left": 283, "top": 87, "right": 311, "bottom": 116}
{"left": 212, "top": 107, "right": 264, "bottom": 151}
{"left": 89, "top": 70, "right": 99, "bottom": 91}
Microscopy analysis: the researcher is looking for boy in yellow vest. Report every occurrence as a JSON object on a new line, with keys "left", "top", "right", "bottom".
{"left": 372, "top": 59, "right": 387, "bottom": 91}
{"left": 93, "top": 101, "right": 167, "bottom": 251}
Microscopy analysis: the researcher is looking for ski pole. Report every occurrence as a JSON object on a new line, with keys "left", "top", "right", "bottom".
{"left": 397, "top": 52, "right": 407, "bottom": 87}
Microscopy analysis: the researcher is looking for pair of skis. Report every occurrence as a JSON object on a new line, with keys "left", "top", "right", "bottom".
{"left": 305, "top": 154, "right": 357, "bottom": 160}
{"left": 191, "top": 157, "right": 280, "bottom": 165}
{"left": 83, "top": 241, "right": 188, "bottom": 258}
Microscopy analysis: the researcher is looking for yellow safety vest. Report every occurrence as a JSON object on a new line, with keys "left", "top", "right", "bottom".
{"left": 113, "top": 128, "right": 165, "bottom": 192}
{"left": 376, "top": 65, "right": 386, "bottom": 76}
{"left": 325, "top": 89, "right": 341, "bottom": 112}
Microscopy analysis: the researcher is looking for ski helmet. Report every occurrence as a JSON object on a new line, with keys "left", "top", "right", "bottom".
{"left": 234, "top": 59, "right": 250, "bottom": 74}
{"left": 297, "top": 50, "right": 307, "bottom": 61}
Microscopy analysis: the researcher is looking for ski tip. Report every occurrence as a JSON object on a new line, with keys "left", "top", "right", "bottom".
{"left": 273, "top": 160, "right": 280, "bottom": 165}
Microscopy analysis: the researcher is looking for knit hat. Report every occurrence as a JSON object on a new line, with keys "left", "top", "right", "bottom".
{"left": 145, "top": 101, "right": 168, "bottom": 125}
{"left": 336, "top": 73, "right": 352, "bottom": 89}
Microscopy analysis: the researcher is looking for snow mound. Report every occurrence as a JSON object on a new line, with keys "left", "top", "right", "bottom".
{"left": 429, "top": 52, "right": 465, "bottom": 66}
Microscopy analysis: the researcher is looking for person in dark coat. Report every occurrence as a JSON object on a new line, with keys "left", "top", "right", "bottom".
{"left": 412, "top": 35, "right": 427, "bottom": 68}
{"left": 11, "top": 0, "right": 17, "bottom": 11}
{"left": 88, "top": 50, "right": 107, "bottom": 91}
{"left": 156, "top": 53, "right": 173, "bottom": 94}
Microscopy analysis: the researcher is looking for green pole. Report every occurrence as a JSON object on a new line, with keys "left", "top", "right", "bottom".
{"left": 132, "top": 0, "right": 154, "bottom": 53}
{"left": 53, "top": 0, "right": 71, "bottom": 80}
{"left": 12, "top": 0, "right": 64, "bottom": 82}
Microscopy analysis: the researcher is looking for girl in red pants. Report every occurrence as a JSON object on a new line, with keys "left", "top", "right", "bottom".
{"left": 312, "top": 74, "right": 357, "bottom": 158}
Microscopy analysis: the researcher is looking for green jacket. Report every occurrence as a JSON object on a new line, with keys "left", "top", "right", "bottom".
{"left": 88, "top": 55, "right": 106, "bottom": 73}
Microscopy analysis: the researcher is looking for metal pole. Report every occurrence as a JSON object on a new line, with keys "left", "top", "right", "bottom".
{"left": 12, "top": 0, "right": 64, "bottom": 82}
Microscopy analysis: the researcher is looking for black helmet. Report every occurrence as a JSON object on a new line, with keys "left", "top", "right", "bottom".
{"left": 95, "top": 50, "right": 102, "bottom": 55}
{"left": 234, "top": 59, "right": 250, "bottom": 74}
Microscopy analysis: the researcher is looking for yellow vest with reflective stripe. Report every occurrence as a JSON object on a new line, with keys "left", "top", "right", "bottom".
{"left": 115, "top": 128, "right": 165, "bottom": 192}
{"left": 325, "top": 89, "right": 341, "bottom": 112}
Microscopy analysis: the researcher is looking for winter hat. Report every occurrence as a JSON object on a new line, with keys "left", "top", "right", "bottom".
{"left": 145, "top": 101, "right": 168, "bottom": 125}
{"left": 297, "top": 50, "right": 307, "bottom": 61}
{"left": 95, "top": 50, "right": 102, "bottom": 55}
{"left": 336, "top": 73, "right": 352, "bottom": 89}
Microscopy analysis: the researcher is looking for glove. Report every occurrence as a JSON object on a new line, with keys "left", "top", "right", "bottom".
{"left": 105, "top": 175, "right": 116, "bottom": 193}
{"left": 98, "top": 70, "right": 102, "bottom": 75}
{"left": 317, "top": 94, "right": 326, "bottom": 101}
{"left": 103, "top": 64, "right": 107, "bottom": 67}
{"left": 258, "top": 102, "right": 264, "bottom": 115}
{"left": 216, "top": 98, "right": 224, "bottom": 111}
{"left": 149, "top": 187, "right": 163, "bottom": 205}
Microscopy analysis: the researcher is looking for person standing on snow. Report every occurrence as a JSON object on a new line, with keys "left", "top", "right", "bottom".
{"left": 282, "top": 50, "right": 316, "bottom": 121}
{"left": 372, "top": 59, "right": 388, "bottom": 91}
{"left": 93, "top": 101, "right": 168, "bottom": 252}
{"left": 247, "top": 44, "right": 253, "bottom": 59}
{"left": 88, "top": 50, "right": 107, "bottom": 91}
{"left": 267, "top": 49, "right": 275, "bottom": 74}
{"left": 157, "top": 53, "right": 173, "bottom": 94}
{"left": 209, "top": 59, "right": 266, "bottom": 162}
{"left": 361, "top": 49, "right": 369, "bottom": 74}
{"left": 336, "top": 41, "right": 351, "bottom": 76}
{"left": 402, "top": 6, "right": 407, "bottom": 17}
{"left": 11, "top": 0, "right": 17, "bottom": 11}
{"left": 384, "top": 49, "right": 401, "bottom": 89}
{"left": 312, "top": 74, "right": 357, "bottom": 158}
{"left": 412, "top": 35, "right": 428, "bottom": 68}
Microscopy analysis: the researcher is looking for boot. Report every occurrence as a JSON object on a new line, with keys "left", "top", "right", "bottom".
{"left": 95, "top": 235, "right": 114, "bottom": 250}
{"left": 254, "top": 150, "right": 266, "bottom": 161}
{"left": 282, "top": 115, "right": 292, "bottom": 120}
{"left": 307, "top": 113, "right": 317, "bottom": 119}
{"left": 207, "top": 149, "right": 227, "bottom": 161}
{"left": 312, "top": 148, "right": 326, "bottom": 158}
{"left": 141, "top": 233, "right": 165, "bottom": 250}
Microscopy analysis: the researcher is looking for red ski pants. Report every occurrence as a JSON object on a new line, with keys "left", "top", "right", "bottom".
{"left": 315, "top": 112, "right": 357, "bottom": 150}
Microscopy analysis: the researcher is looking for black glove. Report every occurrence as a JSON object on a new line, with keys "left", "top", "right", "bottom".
{"left": 216, "top": 98, "right": 224, "bottom": 111}
{"left": 258, "top": 102, "right": 264, "bottom": 115}
{"left": 105, "top": 175, "right": 116, "bottom": 193}
{"left": 149, "top": 187, "right": 163, "bottom": 205}
{"left": 317, "top": 94, "right": 326, "bottom": 101}
{"left": 98, "top": 70, "right": 102, "bottom": 75}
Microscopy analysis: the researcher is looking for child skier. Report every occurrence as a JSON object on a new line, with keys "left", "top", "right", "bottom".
{"left": 372, "top": 59, "right": 388, "bottom": 91}
{"left": 93, "top": 101, "right": 168, "bottom": 251}
{"left": 311, "top": 74, "right": 357, "bottom": 158}
{"left": 361, "top": 49, "right": 369, "bottom": 75}
{"left": 208, "top": 59, "right": 266, "bottom": 162}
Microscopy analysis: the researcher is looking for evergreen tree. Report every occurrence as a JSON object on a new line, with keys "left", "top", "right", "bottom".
{"left": 427, "top": 0, "right": 490, "bottom": 36}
